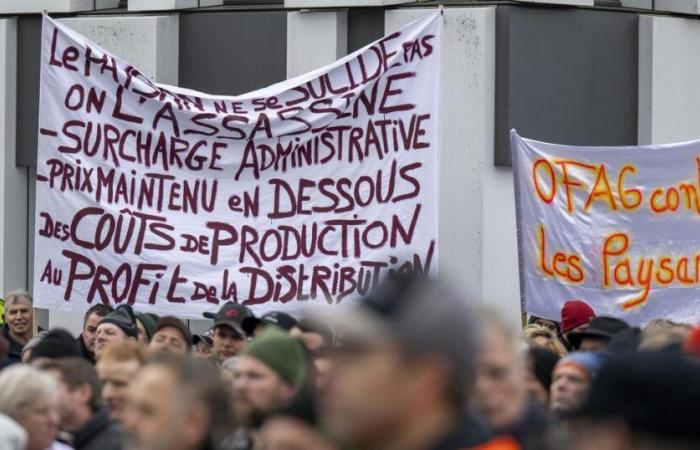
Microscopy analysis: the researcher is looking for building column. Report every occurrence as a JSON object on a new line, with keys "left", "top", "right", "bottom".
{"left": 286, "top": 10, "right": 348, "bottom": 78}
{"left": 0, "top": 19, "right": 29, "bottom": 301}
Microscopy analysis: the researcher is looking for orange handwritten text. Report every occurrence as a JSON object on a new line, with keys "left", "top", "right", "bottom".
{"left": 537, "top": 224, "right": 585, "bottom": 284}
{"left": 531, "top": 158, "right": 642, "bottom": 214}
{"left": 602, "top": 231, "right": 700, "bottom": 310}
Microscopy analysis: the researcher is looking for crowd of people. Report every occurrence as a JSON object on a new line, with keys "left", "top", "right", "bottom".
{"left": 0, "top": 278, "right": 699, "bottom": 450}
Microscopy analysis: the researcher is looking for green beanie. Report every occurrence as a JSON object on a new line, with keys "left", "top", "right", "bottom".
{"left": 135, "top": 312, "right": 158, "bottom": 341}
{"left": 241, "top": 327, "right": 307, "bottom": 389}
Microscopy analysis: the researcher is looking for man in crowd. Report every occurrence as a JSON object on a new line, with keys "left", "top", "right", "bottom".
{"left": 205, "top": 302, "right": 254, "bottom": 364}
{"left": 473, "top": 310, "right": 550, "bottom": 448}
{"left": 94, "top": 305, "right": 139, "bottom": 359}
{"left": 134, "top": 312, "right": 158, "bottom": 346}
{"left": 192, "top": 330, "right": 214, "bottom": 359}
{"left": 559, "top": 300, "right": 596, "bottom": 350}
{"left": 96, "top": 342, "right": 146, "bottom": 424}
{"left": 567, "top": 316, "right": 630, "bottom": 352}
{"left": 572, "top": 351, "right": 700, "bottom": 450}
{"left": 1, "top": 289, "right": 35, "bottom": 367}
{"left": 77, "top": 305, "right": 113, "bottom": 365}
{"left": 124, "top": 354, "right": 232, "bottom": 450}
{"left": 149, "top": 316, "right": 191, "bottom": 355}
{"left": 233, "top": 328, "right": 308, "bottom": 432}
{"left": 319, "top": 274, "right": 499, "bottom": 450}
{"left": 550, "top": 352, "right": 602, "bottom": 418}
{"left": 43, "top": 357, "right": 123, "bottom": 450}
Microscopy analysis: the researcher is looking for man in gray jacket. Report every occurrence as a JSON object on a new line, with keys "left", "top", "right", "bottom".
{"left": 44, "top": 357, "right": 124, "bottom": 450}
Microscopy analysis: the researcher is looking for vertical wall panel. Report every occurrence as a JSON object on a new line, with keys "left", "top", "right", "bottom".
{"left": 0, "top": 19, "right": 29, "bottom": 299}
{"left": 638, "top": 16, "right": 700, "bottom": 145}
{"left": 385, "top": 8, "right": 520, "bottom": 326}
{"left": 495, "top": 7, "right": 638, "bottom": 166}
{"left": 348, "top": 8, "right": 385, "bottom": 52}
{"left": 179, "top": 11, "right": 287, "bottom": 95}
{"left": 287, "top": 10, "right": 347, "bottom": 78}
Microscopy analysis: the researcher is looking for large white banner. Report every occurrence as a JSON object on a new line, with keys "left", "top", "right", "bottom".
{"left": 34, "top": 13, "right": 441, "bottom": 318}
{"left": 513, "top": 130, "right": 700, "bottom": 325}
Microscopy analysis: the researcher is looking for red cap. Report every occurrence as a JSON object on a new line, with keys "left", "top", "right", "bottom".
{"left": 683, "top": 327, "right": 700, "bottom": 357}
{"left": 560, "top": 299, "right": 595, "bottom": 334}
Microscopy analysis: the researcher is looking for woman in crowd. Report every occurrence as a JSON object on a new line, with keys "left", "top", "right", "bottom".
{"left": 0, "top": 364, "right": 67, "bottom": 450}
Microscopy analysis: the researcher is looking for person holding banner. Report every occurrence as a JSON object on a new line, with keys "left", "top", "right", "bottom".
{"left": 0, "top": 289, "right": 35, "bottom": 368}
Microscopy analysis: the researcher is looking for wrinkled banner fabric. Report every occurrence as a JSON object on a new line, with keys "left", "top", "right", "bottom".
{"left": 34, "top": 13, "right": 441, "bottom": 318}
{"left": 512, "top": 130, "right": 700, "bottom": 325}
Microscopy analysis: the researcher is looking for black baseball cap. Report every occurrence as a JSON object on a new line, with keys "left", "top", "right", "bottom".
{"left": 242, "top": 311, "right": 298, "bottom": 335}
{"left": 192, "top": 329, "right": 214, "bottom": 347}
{"left": 568, "top": 316, "right": 630, "bottom": 350}
{"left": 203, "top": 302, "right": 255, "bottom": 337}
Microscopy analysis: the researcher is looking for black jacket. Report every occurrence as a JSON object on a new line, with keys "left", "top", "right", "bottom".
{"left": 69, "top": 408, "right": 123, "bottom": 450}
{"left": 76, "top": 334, "right": 96, "bottom": 365}
{"left": 0, "top": 324, "right": 23, "bottom": 367}
{"left": 430, "top": 409, "right": 493, "bottom": 450}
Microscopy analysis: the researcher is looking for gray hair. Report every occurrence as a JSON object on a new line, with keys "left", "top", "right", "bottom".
{"left": 4, "top": 289, "right": 33, "bottom": 306}
{"left": 0, "top": 365, "right": 58, "bottom": 419}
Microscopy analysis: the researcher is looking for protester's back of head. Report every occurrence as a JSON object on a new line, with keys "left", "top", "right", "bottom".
{"left": 318, "top": 274, "right": 482, "bottom": 450}
{"left": 574, "top": 351, "right": 700, "bottom": 449}
{"left": 42, "top": 357, "right": 103, "bottom": 413}
{"left": 29, "top": 328, "right": 81, "bottom": 364}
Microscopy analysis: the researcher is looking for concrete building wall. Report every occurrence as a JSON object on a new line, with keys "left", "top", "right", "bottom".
{"left": 386, "top": 8, "right": 520, "bottom": 329}
{"left": 0, "top": 19, "right": 29, "bottom": 300}
{"left": 4, "top": 3, "right": 700, "bottom": 334}
{"left": 638, "top": 16, "right": 700, "bottom": 145}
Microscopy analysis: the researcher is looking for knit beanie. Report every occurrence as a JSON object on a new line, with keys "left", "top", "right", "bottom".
{"left": 31, "top": 329, "right": 81, "bottom": 360}
{"left": 135, "top": 312, "right": 158, "bottom": 341}
{"left": 155, "top": 316, "right": 191, "bottom": 349}
{"left": 683, "top": 326, "right": 700, "bottom": 357}
{"left": 99, "top": 305, "right": 138, "bottom": 339}
{"left": 555, "top": 351, "right": 603, "bottom": 379}
{"left": 529, "top": 346, "right": 560, "bottom": 392}
{"left": 560, "top": 300, "right": 596, "bottom": 334}
{"left": 241, "top": 328, "right": 307, "bottom": 389}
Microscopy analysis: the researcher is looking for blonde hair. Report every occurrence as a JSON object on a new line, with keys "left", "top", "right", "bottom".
{"left": 0, "top": 365, "right": 57, "bottom": 419}
{"left": 522, "top": 324, "right": 568, "bottom": 356}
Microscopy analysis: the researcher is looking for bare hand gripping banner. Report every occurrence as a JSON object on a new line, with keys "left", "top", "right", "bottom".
{"left": 512, "top": 130, "right": 700, "bottom": 325}
{"left": 34, "top": 13, "right": 441, "bottom": 318}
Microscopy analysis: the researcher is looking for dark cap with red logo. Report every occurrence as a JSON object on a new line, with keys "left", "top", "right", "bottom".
{"left": 203, "top": 302, "right": 255, "bottom": 337}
